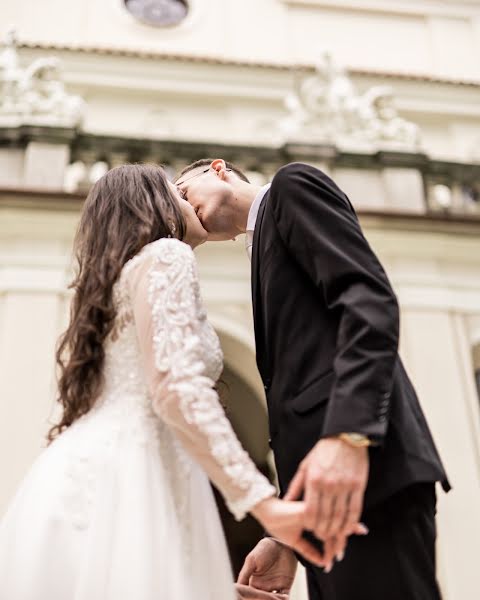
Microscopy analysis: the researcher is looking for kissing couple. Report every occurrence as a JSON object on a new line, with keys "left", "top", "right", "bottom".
{"left": 0, "top": 159, "right": 450, "bottom": 600}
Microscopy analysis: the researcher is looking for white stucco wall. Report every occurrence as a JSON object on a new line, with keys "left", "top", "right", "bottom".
{"left": 2, "top": 0, "right": 480, "bottom": 79}
{"left": 1, "top": 197, "right": 480, "bottom": 598}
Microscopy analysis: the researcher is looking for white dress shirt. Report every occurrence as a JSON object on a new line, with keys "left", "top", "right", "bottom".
{"left": 245, "top": 183, "right": 271, "bottom": 260}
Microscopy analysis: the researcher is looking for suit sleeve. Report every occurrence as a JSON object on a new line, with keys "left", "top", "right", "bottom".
{"left": 270, "top": 163, "right": 399, "bottom": 443}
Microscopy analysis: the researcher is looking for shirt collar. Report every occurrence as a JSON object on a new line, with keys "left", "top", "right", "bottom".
{"left": 246, "top": 183, "right": 271, "bottom": 233}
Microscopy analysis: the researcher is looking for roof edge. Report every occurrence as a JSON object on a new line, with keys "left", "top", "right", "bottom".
{"left": 18, "top": 41, "right": 480, "bottom": 89}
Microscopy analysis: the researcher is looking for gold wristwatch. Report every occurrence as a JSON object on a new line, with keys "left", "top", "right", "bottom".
{"left": 338, "top": 432, "right": 372, "bottom": 448}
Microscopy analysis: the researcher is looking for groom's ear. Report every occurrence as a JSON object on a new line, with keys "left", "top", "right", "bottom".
{"left": 211, "top": 159, "right": 228, "bottom": 180}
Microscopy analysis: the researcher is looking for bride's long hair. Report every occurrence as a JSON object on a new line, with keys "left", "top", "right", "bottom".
{"left": 48, "top": 164, "right": 185, "bottom": 442}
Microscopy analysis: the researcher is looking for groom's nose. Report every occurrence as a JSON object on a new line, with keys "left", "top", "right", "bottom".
{"left": 177, "top": 185, "right": 190, "bottom": 203}
{"left": 188, "top": 195, "right": 200, "bottom": 211}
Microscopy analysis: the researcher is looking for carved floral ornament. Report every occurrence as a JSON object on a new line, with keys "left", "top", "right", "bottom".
{"left": 0, "top": 28, "right": 85, "bottom": 128}
{"left": 278, "top": 52, "right": 421, "bottom": 152}
{"left": 0, "top": 29, "right": 421, "bottom": 156}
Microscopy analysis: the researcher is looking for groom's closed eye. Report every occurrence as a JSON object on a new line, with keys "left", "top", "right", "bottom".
{"left": 178, "top": 188, "right": 200, "bottom": 214}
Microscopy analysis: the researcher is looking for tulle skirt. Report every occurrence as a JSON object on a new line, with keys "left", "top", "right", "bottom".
{"left": 0, "top": 414, "right": 236, "bottom": 600}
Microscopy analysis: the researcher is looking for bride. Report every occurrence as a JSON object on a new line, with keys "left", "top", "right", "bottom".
{"left": 0, "top": 164, "right": 319, "bottom": 599}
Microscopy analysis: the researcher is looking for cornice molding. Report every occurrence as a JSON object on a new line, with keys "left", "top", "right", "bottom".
{"left": 17, "top": 42, "right": 480, "bottom": 89}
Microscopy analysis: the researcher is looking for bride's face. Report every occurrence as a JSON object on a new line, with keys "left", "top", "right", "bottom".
{"left": 168, "top": 182, "right": 208, "bottom": 248}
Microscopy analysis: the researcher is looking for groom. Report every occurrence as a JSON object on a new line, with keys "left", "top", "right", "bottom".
{"left": 176, "top": 159, "right": 450, "bottom": 600}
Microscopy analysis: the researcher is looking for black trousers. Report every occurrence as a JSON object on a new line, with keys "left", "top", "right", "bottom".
{"left": 305, "top": 483, "right": 442, "bottom": 600}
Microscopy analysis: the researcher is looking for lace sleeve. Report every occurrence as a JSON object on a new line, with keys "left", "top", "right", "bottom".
{"left": 127, "top": 238, "right": 275, "bottom": 520}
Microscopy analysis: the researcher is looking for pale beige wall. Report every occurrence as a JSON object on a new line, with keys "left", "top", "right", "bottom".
{"left": 367, "top": 226, "right": 480, "bottom": 600}
{"left": 1, "top": 199, "right": 480, "bottom": 598}
{"left": 2, "top": 0, "right": 480, "bottom": 79}
{"left": 0, "top": 204, "right": 75, "bottom": 515}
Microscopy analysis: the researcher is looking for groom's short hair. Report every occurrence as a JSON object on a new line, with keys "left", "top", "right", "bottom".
{"left": 175, "top": 159, "right": 250, "bottom": 183}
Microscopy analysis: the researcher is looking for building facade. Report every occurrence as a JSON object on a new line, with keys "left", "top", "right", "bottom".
{"left": 1, "top": 1, "right": 480, "bottom": 598}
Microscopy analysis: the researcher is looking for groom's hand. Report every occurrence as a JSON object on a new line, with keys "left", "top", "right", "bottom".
{"left": 237, "top": 538, "right": 297, "bottom": 596}
{"left": 284, "top": 437, "right": 369, "bottom": 568}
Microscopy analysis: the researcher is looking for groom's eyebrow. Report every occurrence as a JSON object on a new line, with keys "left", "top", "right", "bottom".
{"left": 175, "top": 171, "right": 196, "bottom": 187}
{"left": 175, "top": 166, "right": 210, "bottom": 187}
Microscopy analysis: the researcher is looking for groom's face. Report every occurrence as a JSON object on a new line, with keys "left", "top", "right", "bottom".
{"left": 176, "top": 166, "right": 238, "bottom": 241}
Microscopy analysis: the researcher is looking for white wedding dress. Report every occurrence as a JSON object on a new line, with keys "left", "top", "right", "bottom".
{"left": 0, "top": 238, "right": 275, "bottom": 600}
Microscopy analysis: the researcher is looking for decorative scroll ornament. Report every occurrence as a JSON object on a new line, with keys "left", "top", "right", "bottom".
{"left": 0, "top": 28, "right": 85, "bottom": 128}
{"left": 279, "top": 52, "right": 421, "bottom": 151}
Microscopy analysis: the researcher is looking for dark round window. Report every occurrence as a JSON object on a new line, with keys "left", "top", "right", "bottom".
{"left": 124, "top": 0, "right": 189, "bottom": 27}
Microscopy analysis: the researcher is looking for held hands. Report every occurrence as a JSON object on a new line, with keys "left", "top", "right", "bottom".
{"left": 248, "top": 436, "right": 369, "bottom": 575}
{"left": 284, "top": 436, "right": 370, "bottom": 571}
{"left": 250, "top": 497, "right": 325, "bottom": 568}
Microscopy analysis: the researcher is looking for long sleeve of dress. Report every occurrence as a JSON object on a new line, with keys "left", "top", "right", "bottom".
{"left": 127, "top": 238, "right": 275, "bottom": 521}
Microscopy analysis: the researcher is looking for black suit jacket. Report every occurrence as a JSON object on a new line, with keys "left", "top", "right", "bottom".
{"left": 252, "top": 163, "right": 450, "bottom": 508}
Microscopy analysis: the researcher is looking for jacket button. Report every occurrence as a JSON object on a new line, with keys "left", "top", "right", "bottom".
{"left": 382, "top": 391, "right": 391, "bottom": 400}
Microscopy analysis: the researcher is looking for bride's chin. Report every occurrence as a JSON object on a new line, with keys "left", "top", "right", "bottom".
{"left": 185, "top": 227, "right": 208, "bottom": 248}
{"left": 198, "top": 229, "right": 209, "bottom": 245}
{"left": 197, "top": 222, "right": 209, "bottom": 241}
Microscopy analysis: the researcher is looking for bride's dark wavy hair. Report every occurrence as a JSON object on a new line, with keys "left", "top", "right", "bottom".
{"left": 47, "top": 164, "right": 186, "bottom": 442}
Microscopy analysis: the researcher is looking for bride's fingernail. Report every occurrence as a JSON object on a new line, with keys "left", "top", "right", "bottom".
{"left": 358, "top": 523, "right": 369, "bottom": 535}
{"left": 324, "top": 562, "right": 333, "bottom": 574}
{"left": 336, "top": 550, "right": 344, "bottom": 562}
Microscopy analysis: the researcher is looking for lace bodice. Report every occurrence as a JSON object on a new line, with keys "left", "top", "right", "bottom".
{"left": 86, "top": 238, "right": 274, "bottom": 521}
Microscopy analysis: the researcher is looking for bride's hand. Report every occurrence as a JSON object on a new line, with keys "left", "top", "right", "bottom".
{"left": 250, "top": 497, "right": 325, "bottom": 568}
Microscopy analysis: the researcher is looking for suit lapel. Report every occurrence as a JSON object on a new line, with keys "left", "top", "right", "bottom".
{"left": 251, "top": 191, "right": 269, "bottom": 354}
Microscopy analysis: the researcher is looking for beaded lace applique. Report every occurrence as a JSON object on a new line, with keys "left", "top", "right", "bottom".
{"left": 144, "top": 239, "right": 275, "bottom": 520}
